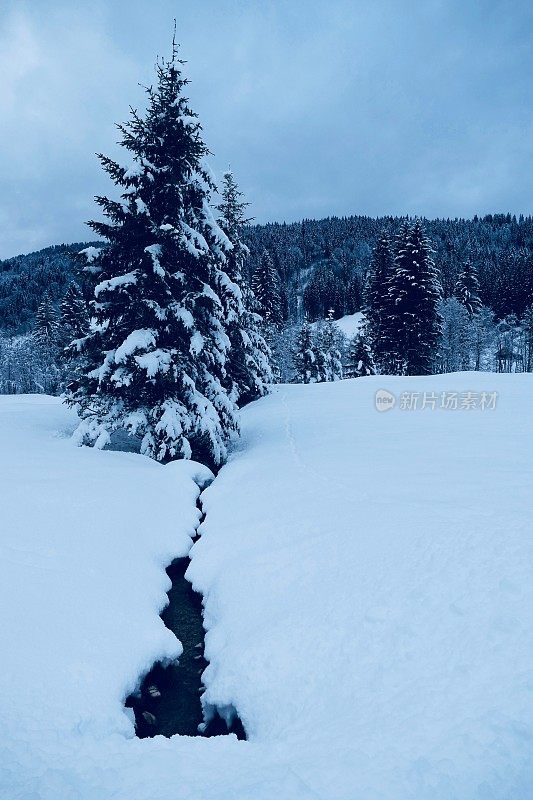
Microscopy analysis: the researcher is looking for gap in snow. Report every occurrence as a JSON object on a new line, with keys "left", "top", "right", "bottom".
{"left": 125, "top": 494, "right": 246, "bottom": 740}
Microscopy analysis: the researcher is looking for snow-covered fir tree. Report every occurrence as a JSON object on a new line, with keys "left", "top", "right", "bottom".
{"left": 472, "top": 306, "right": 496, "bottom": 370}
{"left": 32, "top": 293, "right": 62, "bottom": 393}
{"left": 34, "top": 292, "right": 61, "bottom": 349}
{"left": 65, "top": 43, "right": 240, "bottom": 466}
{"left": 454, "top": 260, "right": 482, "bottom": 317}
{"left": 271, "top": 323, "right": 299, "bottom": 382}
{"left": 252, "top": 249, "right": 283, "bottom": 326}
{"left": 345, "top": 332, "right": 375, "bottom": 378}
{"left": 496, "top": 314, "right": 522, "bottom": 373}
{"left": 364, "top": 230, "right": 395, "bottom": 373}
{"left": 520, "top": 305, "right": 533, "bottom": 372}
{"left": 387, "top": 221, "right": 442, "bottom": 375}
{"left": 61, "top": 283, "right": 89, "bottom": 339}
{"left": 317, "top": 311, "right": 344, "bottom": 380}
{"left": 216, "top": 171, "right": 272, "bottom": 406}
{"left": 438, "top": 297, "right": 473, "bottom": 372}
{"left": 293, "top": 322, "right": 322, "bottom": 383}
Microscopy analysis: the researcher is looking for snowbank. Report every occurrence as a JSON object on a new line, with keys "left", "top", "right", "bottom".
{"left": 190, "top": 373, "right": 533, "bottom": 799}
{"left": 2, "top": 377, "right": 533, "bottom": 799}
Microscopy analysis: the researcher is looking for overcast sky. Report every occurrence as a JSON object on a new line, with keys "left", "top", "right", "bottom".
{"left": 1, "top": 0, "right": 533, "bottom": 258}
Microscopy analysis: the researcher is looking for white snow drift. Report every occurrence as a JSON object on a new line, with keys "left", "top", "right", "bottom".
{"left": 1, "top": 375, "right": 532, "bottom": 799}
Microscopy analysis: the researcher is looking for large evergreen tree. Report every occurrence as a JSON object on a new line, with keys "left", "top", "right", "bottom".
{"left": 454, "top": 260, "right": 482, "bottom": 317}
{"left": 387, "top": 221, "right": 442, "bottom": 375}
{"left": 364, "top": 230, "right": 395, "bottom": 372}
{"left": 65, "top": 43, "right": 239, "bottom": 465}
{"left": 216, "top": 171, "right": 272, "bottom": 405}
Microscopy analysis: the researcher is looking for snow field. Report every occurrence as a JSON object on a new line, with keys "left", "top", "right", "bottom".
{"left": 190, "top": 372, "right": 533, "bottom": 799}
{"left": 2, "top": 375, "right": 532, "bottom": 799}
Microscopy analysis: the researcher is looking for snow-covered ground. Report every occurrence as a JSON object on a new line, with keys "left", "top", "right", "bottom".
{"left": 311, "top": 311, "right": 364, "bottom": 340}
{"left": 192, "top": 373, "right": 533, "bottom": 798}
{"left": 2, "top": 376, "right": 532, "bottom": 799}
{"left": 333, "top": 310, "right": 364, "bottom": 338}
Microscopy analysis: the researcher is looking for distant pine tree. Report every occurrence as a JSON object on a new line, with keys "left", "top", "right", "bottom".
{"left": 303, "top": 263, "right": 345, "bottom": 321}
{"left": 438, "top": 297, "right": 473, "bottom": 372}
{"left": 364, "top": 230, "right": 395, "bottom": 373}
{"left": 216, "top": 171, "right": 272, "bottom": 405}
{"left": 33, "top": 292, "right": 61, "bottom": 349}
{"left": 455, "top": 260, "right": 482, "bottom": 317}
{"left": 345, "top": 332, "right": 375, "bottom": 378}
{"left": 65, "top": 41, "right": 239, "bottom": 465}
{"left": 61, "top": 283, "right": 89, "bottom": 338}
{"left": 521, "top": 305, "right": 533, "bottom": 372}
{"left": 318, "top": 311, "right": 343, "bottom": 380}
{"left": 33, "top": 292, "right": 62, "bottom": 393}
{"left": 387, "top": 221, "right": 442, "bottom": 375}
{"left": 345, "top": 273, "right": 363, "bottom": 315}
{"left": 252, "top": 249, "right": 283, "bottom": 326}
{"left": 293, "top": 322, "right": 322, "bottom": 383}
{"left": 472, "top": 305, "right": 496, "bottom": 370}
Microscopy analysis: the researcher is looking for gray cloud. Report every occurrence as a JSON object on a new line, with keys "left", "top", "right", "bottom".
{"left": 1, "top": 0, "right": 533, "bottom": 258}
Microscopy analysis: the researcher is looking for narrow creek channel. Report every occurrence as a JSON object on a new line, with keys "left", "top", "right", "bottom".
{"left": 125, "top": 498, "right": 246, "bottom": 740}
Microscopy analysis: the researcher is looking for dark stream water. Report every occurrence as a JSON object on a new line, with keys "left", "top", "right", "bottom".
{"left": 125, "top": 556, "right": 245, "bottom": 740}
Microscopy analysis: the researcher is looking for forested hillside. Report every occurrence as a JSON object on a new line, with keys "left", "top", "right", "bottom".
{"left": 244, "top": 212, "right": 533, "bottom": 323}
{"left": 2, "top": 212, "right": 531, "bottom": 335}
{"left": 0, "top": 243, "right": 96, "bottom": 333}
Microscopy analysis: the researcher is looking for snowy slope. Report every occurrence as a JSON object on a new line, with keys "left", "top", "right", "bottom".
{"left": 334, "top": 310, "right": 364, "bottom": 338}
{"left": 311, "top": 311, "right": 364, "bottom": 339}
{"left": 2, "top": 379, "right": 533, "bottom": 799}
{"left": 190, "top": 373, "right": 533, "bottom": 799}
